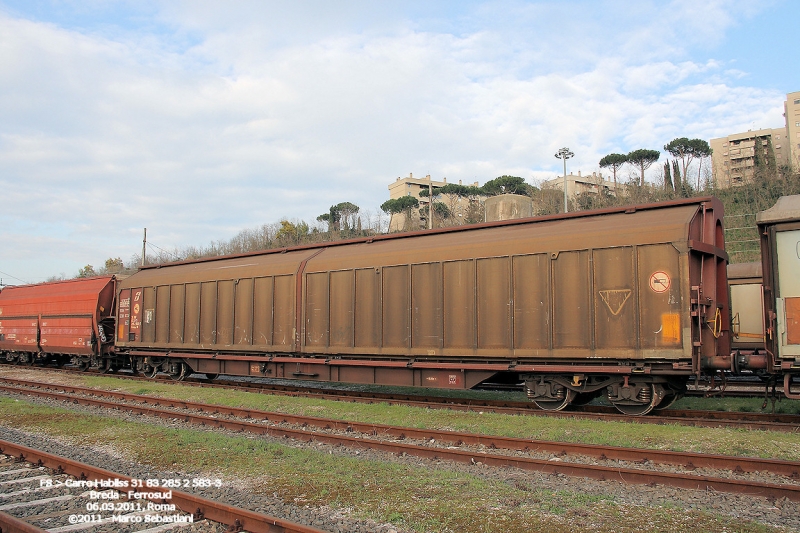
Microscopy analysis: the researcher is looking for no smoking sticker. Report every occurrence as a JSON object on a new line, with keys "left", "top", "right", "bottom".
{"left": 649, "top": 271, "right": 671, "bottom": 293}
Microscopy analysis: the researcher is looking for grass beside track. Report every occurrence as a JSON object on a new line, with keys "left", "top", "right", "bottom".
{"left": 674, "top": 395, "right": 800, "bottom": 414}
{"left": 36, "top": 373, "right": 800, "bottom": 462}
{"left": 0, "top": 397, "right": 788, "bottom": 533}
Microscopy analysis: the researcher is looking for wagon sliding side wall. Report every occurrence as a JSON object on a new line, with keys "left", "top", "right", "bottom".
{"left": 115, "top": 197, "right": 730, "bottom": 389}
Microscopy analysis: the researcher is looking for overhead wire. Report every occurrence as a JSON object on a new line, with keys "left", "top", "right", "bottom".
{"left": 146, "top": 242, "right": 183, "bottom": 261}
{"left": 0, "top": 270, "right": 30, "bottom": 286}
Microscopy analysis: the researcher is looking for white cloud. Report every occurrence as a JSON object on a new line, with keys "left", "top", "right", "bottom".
{"left": 0, "top": 1, "right": 791, "bottom": 281}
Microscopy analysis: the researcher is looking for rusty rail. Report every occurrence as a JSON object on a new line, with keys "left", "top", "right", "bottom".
{"left": 2, "top": 380, "right": 800, "bottom": 502}
{"left": 0, "top": 511, "right": 48, "bottom": 533}
{"left": 2, "top": 366, "right": 797, "bottom": 431}
{"left": 0, "top": 440, "right": 329, "bottom": 533}
{"left": 2, "top": 378, "right": 799, "bottom": 478}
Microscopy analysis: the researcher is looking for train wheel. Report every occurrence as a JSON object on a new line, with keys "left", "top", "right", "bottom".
{"left": 204, "top": 373, "right": 218, "bottom": 380}
{"left": 143, "top": 365, "right": 159, "bottom": 379}
{"left": 653, "top": 392, "right": 683, "bottom": 411}
{"left": 533, "top": 389, "right": 576, "bottom": 411}
{"left": 168, "top": 362, "right": 188, "bottom": 381}
{"left": 610, "top": 383, "right": 659, "bottom": 416}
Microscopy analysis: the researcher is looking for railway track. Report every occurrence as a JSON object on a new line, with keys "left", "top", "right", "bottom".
{"left": 2, "top": 378, "right": 800, "bottom": 504}
{"left": 2, "top": 365, "right": 798, "bottom": 431}
{"left": 198, "top": 377, "right": 800, "bottom": 430}
{"left": 0, "top": 440, "right": 328, "bottom": 533}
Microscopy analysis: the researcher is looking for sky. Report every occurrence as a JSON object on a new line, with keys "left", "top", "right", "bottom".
{"left": 0, "top": 0, "right": 797, "bottom": 284}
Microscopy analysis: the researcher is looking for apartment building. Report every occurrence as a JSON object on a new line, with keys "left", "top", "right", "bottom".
{"left": 787, "top": 90, "right": 800, "bottom": 170}
{"left": 542, "top": 171, "right": 618, "bottom": 197}
{"left": 710, "top": 128, "right": 787, "bottom": 187}
{"left": 711, "top": 91, "right": 800, "bottom": 187}
{"left": 387, "top": 173, "right": 480, "bottom": 231}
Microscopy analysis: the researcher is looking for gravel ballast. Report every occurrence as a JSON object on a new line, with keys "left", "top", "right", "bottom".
{"left": 1, "top": 388, "right": 798, "bottom": 532}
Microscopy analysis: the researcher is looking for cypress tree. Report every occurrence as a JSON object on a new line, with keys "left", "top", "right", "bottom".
{"left": 664, "top": 161, "right": 674, "bottom": 192}
{"left": 672, "top": 160, "right": 682, "bottom": 194}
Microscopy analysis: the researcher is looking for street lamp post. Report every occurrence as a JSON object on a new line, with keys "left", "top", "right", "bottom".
{"left": 554, "top": 147, "right": 574, "bottom": 213}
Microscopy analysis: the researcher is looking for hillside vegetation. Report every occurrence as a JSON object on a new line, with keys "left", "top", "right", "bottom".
{"left": 553, "top": 167, "right": 800, "bottom": 264}
{"left": 75, "top": 166, "right": 800, "bottom": 279}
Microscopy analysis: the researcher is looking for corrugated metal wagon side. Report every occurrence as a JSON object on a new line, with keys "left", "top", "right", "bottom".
{"left": 0, "top": 276, "right": 116, "bottom": 367}
{"left": 116, "top": 197, "right": 730, "bottom": 414}
{"left": 115, "top": 250, "right": 312, "bottom": 378}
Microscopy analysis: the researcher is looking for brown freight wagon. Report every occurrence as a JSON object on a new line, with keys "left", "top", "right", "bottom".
{"left": 0, "top": 276, "right": 116, "bottom": 367}
{"left": 117, "top": 197, "right": 735, "bottom": 415}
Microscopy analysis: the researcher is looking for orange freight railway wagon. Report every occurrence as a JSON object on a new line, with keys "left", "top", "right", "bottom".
{"left": 0, "top": 276, "right": 116, "bottom": 366}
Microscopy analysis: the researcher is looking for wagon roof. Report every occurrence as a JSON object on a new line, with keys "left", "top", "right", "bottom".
{"left": 756, "top": 194, "right": 800, "bottom": 225}
{"left": 0, "top": 276, "right": 115, "bottom": 317}
{"left": 727, "top": 261, "right": 762, "bottom": 280}
{"left": 0, "top": 276, "right": 114, "bottom": 296}
{"left": 136, "top": 196, "right": 719, "bottom": 271}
